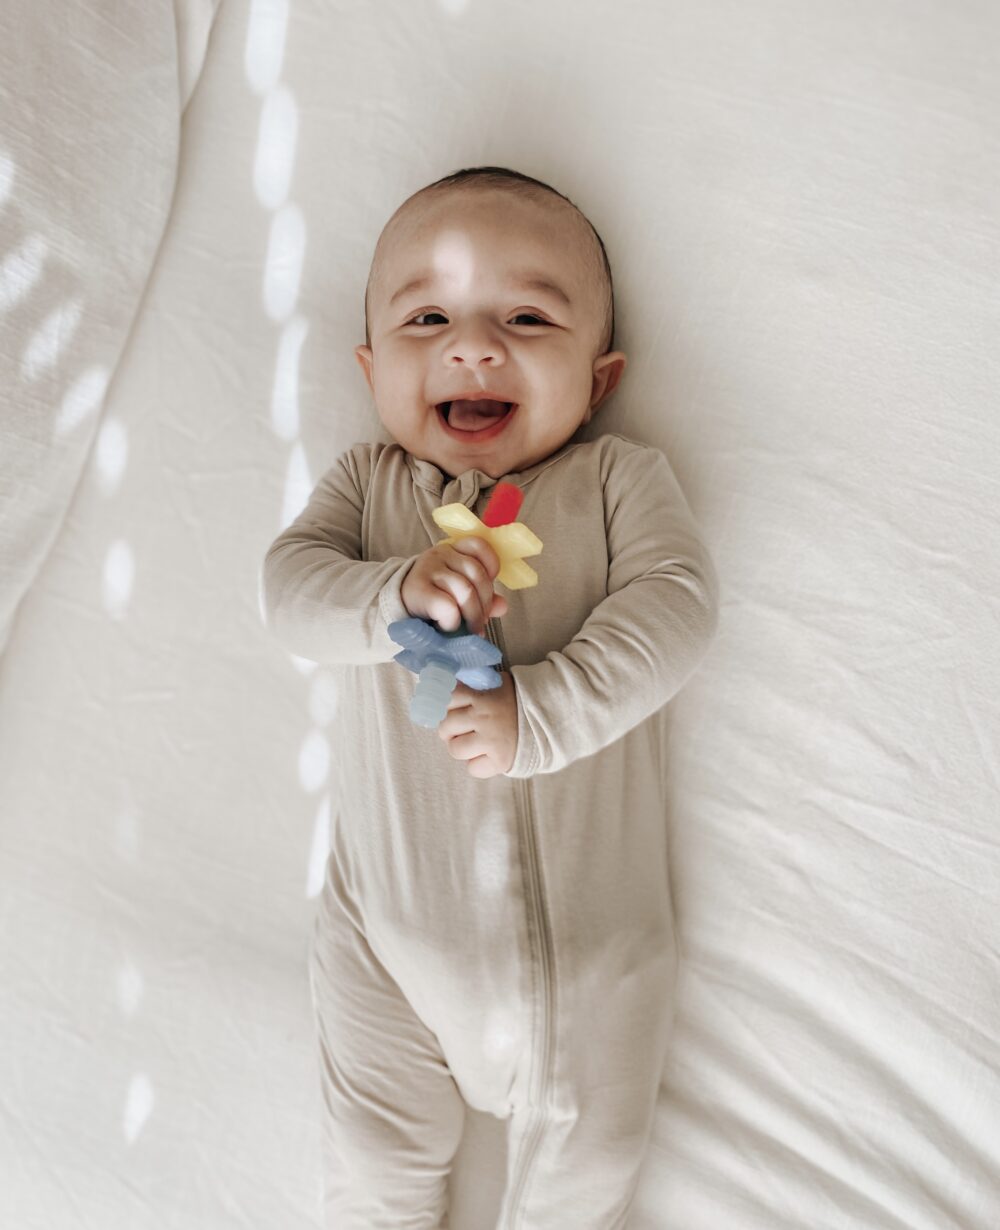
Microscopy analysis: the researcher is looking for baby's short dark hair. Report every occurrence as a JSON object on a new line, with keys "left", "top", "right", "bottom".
{"left": 364, "top": 165, "right": 615, "bottom": 356}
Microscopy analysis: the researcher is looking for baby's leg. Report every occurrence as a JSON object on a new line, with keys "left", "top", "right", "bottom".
{"left": 496, "top": 940, "right": 675, "bottom": 1230}
{"left": 309, "top": 865, "right": 466, "bottom": 1230}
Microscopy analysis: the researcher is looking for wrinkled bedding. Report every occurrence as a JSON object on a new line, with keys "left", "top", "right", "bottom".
{"left": 2, "top": 2, "right": 998, "bottom": 1227}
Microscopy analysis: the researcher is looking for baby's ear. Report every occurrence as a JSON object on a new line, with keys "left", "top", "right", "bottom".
{"left": 590, "top": 350, "right": 627, "bottom": 413}
{"left": 354, "top": 345, "right": 375, "bottom": 394}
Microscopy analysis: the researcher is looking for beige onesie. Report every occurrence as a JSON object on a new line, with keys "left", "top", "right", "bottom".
{"left": 261, "top": 430, "right": 719, "bottom": 1229}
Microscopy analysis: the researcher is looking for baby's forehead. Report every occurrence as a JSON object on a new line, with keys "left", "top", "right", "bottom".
{"left": 380, "top": 199, "right": 592, "bottom": 291}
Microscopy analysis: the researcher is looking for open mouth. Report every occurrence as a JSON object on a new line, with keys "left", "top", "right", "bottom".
{"left": 436, "top": 399, "right": 517, "bottom": 440}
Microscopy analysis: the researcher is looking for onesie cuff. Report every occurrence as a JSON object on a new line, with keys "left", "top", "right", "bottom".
{"left": 504, "top": 666, "right": 541, "bottom": 778}
{"left": 376, "top": 558, "right": 417, "bottom": 649}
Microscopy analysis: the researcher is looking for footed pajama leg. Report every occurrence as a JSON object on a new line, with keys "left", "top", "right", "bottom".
{"left": 310, "top": 861, "right": 466, "bottom": 1230}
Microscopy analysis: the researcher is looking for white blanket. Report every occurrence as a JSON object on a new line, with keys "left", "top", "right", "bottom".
{"left": 2, "top": 2, "right": 998, "bottom": 1227}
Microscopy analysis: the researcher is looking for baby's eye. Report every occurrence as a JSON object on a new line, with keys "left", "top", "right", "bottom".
{"left": 406, "top": 312, "right": 549, "bottom": 327}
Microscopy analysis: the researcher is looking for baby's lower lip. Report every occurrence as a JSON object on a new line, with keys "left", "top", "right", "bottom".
{"left": 435, "top": 403, "right": 517, "bottom": 442}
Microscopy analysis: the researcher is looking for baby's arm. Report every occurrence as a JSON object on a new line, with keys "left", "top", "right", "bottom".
{"left": 260, "top": 446, "right": 413, "bottom": 665}
{"left": 506, "top": 440, "right": 720, "bottom": 777}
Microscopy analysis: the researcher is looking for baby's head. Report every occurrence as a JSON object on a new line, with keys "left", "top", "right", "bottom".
{"left": 355, "top": 166, "right": 626, "bottom": 479}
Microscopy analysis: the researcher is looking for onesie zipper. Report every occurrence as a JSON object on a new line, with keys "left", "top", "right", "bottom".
{"left": 485, "top": 616, "right": 557, "bottom": 1226}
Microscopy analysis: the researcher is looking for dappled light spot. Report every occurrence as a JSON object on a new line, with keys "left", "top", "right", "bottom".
{"left": 245, "top": 0, "right": 289, "bottom": 96}
{"left": 54, "top": 365, "right": 108, "bottom": 437}
{"left": 254, "top": 85, "right": 298, "bottom": 209}
{"left": 0, "top": 233, "right": 46, "bottom": 312}
{"left": 116, "top": 962, "right": 143, "bottom": 1017}
{"left": 94, "top": 416, "right": 128, "bottom": 496}
{"left": 288, "top": 653, "right": 318, "bottom": 676}
{"left": 437, "top": 0, "right": 471, "bottom": 12}
{"left": 306, "top": 795, "right": 331, "bottom": 898}
{"left": 309, "top": 670, "right": 339, "bottom": 726}
{"left": 123, "top": 1073, "right": 154, "bottom": 1144}
{"left": 425, "top": 229, "right": 478, "bottom": 298}
{"left": 0, "top": 150, "right": 14, "bottom": 209}
{"left": 264, "top": 203, "right": 306, "bottom": 321}
{"left": 256, "top": 566, "right": 268, "bottom": 628}
{"left": 21, "top": 298, "right": 83, "bottom": 381}
{"left": 482, "top": 1013, "right": 519, "bottom": 1062}
{"left": 298, "top": 728, "right": 329, "bottom": 793}
{"left": 23, "top": 298, "right": 83, "bottom": 380}
{"left": 473, "top": 821, "right": 511, "bottom": 893}
{"left": 102, "top": 539, "right": 135, "bottom": 621}
{"left": 271, "top": 314, "right": 308, "bottom": 440}
{"left": 282, "top": 439, "right": 313, "bottom": 527}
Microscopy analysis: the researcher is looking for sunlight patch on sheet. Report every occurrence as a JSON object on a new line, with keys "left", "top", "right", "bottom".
{"left": 94, "top": 416, "right": 128, "bottom": 496}
{"left": 309, "top": 670, "right": 339, "bottom": 726}
{"left": 102, "top": 539, "right": 135, "bottom": 621}
{"left": 306, "top": 795, "right": 331, "bottom": 898}
{"left": 245, "top": 0, "right": 289, "bottom": 95}
{"left": 282, "top": 439, "right": 313, "bottom": 526}
{"left": 264, "top": 203, "right": 306, "bottom": 322}
{"left": 55, "top": 365, "right": 109, "bottom": 437}
{"left": 123, "top": 1073, "right": 154, "bottom": 1144}
{"left": 255, "top": 85, "right": 298, "bottom": 209}
{"left": 256, "top": 565, "right": 268, "bottom": 627}
{"left": 271, "top": 315, "right": 308, "bottom": 439}
{"left": 0, "top": 150, "right": 13, "bottom": 210}
{"left": 248, "top": 0, "right": 321, "bottom": 906}
{"left": 22, "top": 298, "right": 83, "bottom": 381}
{"left": 0, "top": 233, "right": 46, "bottom": 312}
{"left": 299, "top": 728, "right": 330, "bottom": 793}
{"left": 116, "top": 961, "right": 144, "bottom": 1017}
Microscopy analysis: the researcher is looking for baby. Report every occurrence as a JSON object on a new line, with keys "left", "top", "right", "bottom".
{"left": 261, "top": 165, "right": 719, "bottom": 1229}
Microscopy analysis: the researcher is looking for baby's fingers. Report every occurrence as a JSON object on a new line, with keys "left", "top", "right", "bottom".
{"left": 420, "top": 583, "right": 464, "bottom": 631}
{"left": 439, "top": 559, "right": 495, "bottom": 635}
{"left": 452, "top": 535, "right": 502, "bottom": 582}
{"left": 447, "top": 540, "right": 502, "bottom": 633}
{"left": 430, "top": 569, "right": 487, "bottom": 633}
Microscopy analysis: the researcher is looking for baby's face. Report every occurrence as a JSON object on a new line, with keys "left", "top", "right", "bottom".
{"left": 355, "top": 189, "right": 625, "bottom": 479}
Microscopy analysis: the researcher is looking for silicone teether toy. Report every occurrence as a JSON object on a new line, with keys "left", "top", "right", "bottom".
{"left": 432, "top": 482, "right": 542, "bottom": 589}
{"left": 387, "top": 617, "right": 503, "bottom": 727}
{"left": 389, "top": 482, "right": 543, "bottom": 727}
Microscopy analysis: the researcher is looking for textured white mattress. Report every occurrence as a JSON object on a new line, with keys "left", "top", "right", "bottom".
{"left": 2, "top": 1, "right": 998, "bottom": 1227}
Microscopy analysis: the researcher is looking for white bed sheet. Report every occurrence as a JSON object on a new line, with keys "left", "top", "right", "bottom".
{"left": 2, "top": 2, "right": 998, "bottom": 1227}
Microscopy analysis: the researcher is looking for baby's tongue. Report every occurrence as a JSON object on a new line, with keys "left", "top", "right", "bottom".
{"left": 448, "top": 399, "right": 507, "bottom": 431}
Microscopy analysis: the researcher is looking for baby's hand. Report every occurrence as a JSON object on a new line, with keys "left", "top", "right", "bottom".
{"left": 401, "top": 538, "right": 508, "bottom": 637}
{"left": 437, "top": 672, "right": 518, "bottom": 778}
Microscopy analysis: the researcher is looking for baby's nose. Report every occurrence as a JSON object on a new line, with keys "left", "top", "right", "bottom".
{"left": 445, "top": 321, "right": 506, "bottom": 366}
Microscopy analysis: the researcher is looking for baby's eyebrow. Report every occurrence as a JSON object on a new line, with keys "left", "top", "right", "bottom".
{"left": 388, "top": 272, "right": 572, "bottom": 308}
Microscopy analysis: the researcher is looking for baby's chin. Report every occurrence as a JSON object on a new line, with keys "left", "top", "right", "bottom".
{"left": 418, "top": 432, "right": 585, "bottom": 480}
{"left": 433, "top": 449, "right": 511, "bottom": 480}
{"left": 379, "top": 408, "right": 588, "bottom": 478}
{"left": 399, "top": 419, "right": 527, "bottom": 479}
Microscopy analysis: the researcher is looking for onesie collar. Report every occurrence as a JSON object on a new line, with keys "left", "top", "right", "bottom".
{"left": 403, "top": 438, "right": 583, "bottom": 503}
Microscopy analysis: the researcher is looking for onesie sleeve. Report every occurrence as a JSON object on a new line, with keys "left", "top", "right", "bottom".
{"left": 505, "top": 439, "right": 720, "bottom": 777}
{"left": 259, "top": 446, "right": 414, "bottom": 665}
